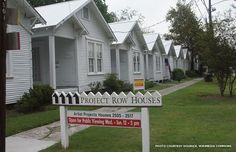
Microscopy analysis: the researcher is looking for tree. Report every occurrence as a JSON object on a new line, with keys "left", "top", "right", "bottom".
{"left": 115, "top": 8, "right": 145, "bottom": 24}
{"left": 27, "top": 0, "right": 117, "bottom": 23}
{"left": 27, "top": 0, "right": 72, "bottom": 7}
{"left": 200, "top": 10, "right": 236, "bottom": 96}
{"left": 166, "top": 1, "right": 203, "bottom": 70}
{"left": 94, "top": 0, "right": 117, "bottom": 23}
{"left": 214, "top": 10, "right": 236, "bottom": 96}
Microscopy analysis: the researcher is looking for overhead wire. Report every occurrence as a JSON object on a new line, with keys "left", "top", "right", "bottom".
{"left": 201, "top": 0, "right": 209, "bottom": 12}
{"left": 112, "top": 0, "right": 197, "bottom": 37}
{"left": 194, "top": 0, "right": 207, "bottom": 20}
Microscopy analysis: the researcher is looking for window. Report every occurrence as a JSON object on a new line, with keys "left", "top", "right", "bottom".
{"left": 82, "top": 7, "right": 89, "bottom": 20}
{"left": 88, "top": 42, "right": 95, "bottom": 72}
{"left": 133, "top": 52, "right": 140, "bottom": 73}
{"left": 6, "top": 52, "right": 12, "bottom": 77}
{"left": 32, "top": 47, "right": 41, "bottom": 82}
{"left": 156, "top": 55, "right": 161, "bottom": 71}
{"left": 87, "top": 41, "right": 103, "bottom": 73}
{"left": 96, "top": 44, "right": 102, "bottom": 72}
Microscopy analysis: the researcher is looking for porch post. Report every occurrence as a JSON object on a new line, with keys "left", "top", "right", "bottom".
{"left": 145, "top": 52, "right": 149, "bottom": 80}
{"left": 49, "top": 35, "right": 56, "bottom": 89}
{"left": 127, "top": 47, "right": 132, "bottom": 83}
{"left": 115, "top": 48, "right": 120, "bottom": 79}
{"left": 153, "top": 54, "right": 156, "bottom": 80}
{"left": 75, "top": 36, "right": 79, "bottom": 89}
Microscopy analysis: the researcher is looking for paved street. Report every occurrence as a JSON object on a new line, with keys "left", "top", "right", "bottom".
{"left": 6, "top": 78, "right": 203, "bottom": 152}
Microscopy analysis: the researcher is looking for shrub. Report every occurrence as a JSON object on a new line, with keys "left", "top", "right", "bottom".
{"left": 145, "top": 80, "right": 155, "bottom": 89}
{"left": 204, "top": 73, "right": 213, "bottom": 82}
{"left": 15, "top": 85, "right": 54, "bottom": 113}
{"left": 121, "top": 83, "right": 133, "bottom": 92}
{"left": 103, "top": 74, "right": 133, "bottom": 93}
{"left": 172, "top": 69, "right": 185, "bottom": 82}
{"left": 103, "top": 74, "right": 123, "bottom": 94}
{"left": 185, "top": 70, "right": 199, "bottom": 78}
{"left": 89, "top": 82, "right": 103, "bottom": 94}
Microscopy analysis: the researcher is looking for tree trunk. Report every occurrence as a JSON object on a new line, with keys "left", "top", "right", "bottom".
{"left": 229, "top": 75, "right": 236, "bottom": 97}
{"left": 216, "top": 72, "right": 228, "bottom": 97}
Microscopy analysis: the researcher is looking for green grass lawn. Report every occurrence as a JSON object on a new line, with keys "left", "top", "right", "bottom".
{"left": 6, "top": 106, "right": 97, "bottom": 136}
{"left": 42, "top": 81, "right": 236, "bottom": 152}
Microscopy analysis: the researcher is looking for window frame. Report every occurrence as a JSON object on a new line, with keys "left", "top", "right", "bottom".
{"left": 6, "top": 51, "right": 13, "bottom": 78}
{"left": 155, "top": 54, "right": 161, "bottom": 72}
{"left": 82, "top": 6, "right": 90, "bottom": 20}
{"left": 133, "top": 51, "right": 141, "bottom": 74}
{"left": 87, "top": 39, "right": 104, "bottom": 75}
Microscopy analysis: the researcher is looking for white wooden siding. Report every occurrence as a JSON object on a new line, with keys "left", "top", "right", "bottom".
{"left": 6, "top": 24, "right": 33, "bottom": 104}
{"left": 75, "top": 5, "right": 112, "bottom": 91}
{"left": 129, "top": 31, "right": 145, "bottom": 83}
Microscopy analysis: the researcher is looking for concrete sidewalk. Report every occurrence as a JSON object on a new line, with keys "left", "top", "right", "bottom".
{"left": 6, "top": 78, "right": 202, "bottom": 152}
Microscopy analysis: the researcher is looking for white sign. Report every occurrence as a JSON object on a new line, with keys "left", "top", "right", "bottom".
{"left": 67, "top": 110, "right": 141, "bottom": 128}
{"left": 53, "top": 91, "right": 162, "bottom": 152}
{"left": 52, "top": 91, "right": 162, "bottom": 107}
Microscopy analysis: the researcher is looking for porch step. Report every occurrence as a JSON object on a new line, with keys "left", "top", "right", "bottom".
{"left": 56, "top": 87, "right": 78, "bottom": 93}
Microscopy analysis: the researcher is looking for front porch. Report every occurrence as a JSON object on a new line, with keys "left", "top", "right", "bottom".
{"left": 144, "top": 53, "right": 154, "bottom": 81}
{"left": 111, "top": 48, "right": 131, "bottom": 82}
{"left": 32, "top": 36, "right": 78, "bottom": 90}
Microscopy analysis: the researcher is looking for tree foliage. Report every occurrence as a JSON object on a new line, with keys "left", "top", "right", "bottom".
{"left": 27, "top": 0, "right": 72, "bottom": 7}
{"left": 166, "top": 1, "right": 203, "bottom": 70}
{"left": 94, "top": 0, "right": 117, "bottom": 23}
{"left": 200, "top": 10, "right": 236, "bottom": 96}
{"left": 115, "top": 8, "right": 145, "bottom": 24}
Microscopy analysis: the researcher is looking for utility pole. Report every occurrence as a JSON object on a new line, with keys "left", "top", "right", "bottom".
{"left": 208, "top": 0, "right": 214, "bottom": 34}
{"left": 0, "top": 0, "right": 7, "bottom": 151}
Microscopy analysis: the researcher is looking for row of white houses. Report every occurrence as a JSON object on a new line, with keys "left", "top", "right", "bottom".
{"left": 6, "top": 0, "right": 191, "bottom": 104}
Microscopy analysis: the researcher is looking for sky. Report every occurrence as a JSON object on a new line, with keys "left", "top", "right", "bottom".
{"left": 106, "top": 0, "right": 236, "bottom": 34}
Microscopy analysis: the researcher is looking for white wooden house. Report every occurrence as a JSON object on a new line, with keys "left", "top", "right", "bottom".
{"left": 32, "top": 0, "right": 116, "bottom": 92}
{"left": 109, "top": 21, "right": 148, "bottom": 83}
{"left": 174, "top": 45, "right": 185, "bottom": 70}
{"left": 162, "top": 40, "right": 176, "bottom": 80}
{"left": 6, "top": 0, "right": 46, "bottom": 104}
{"left": 182, "top": 48, "right": 191, "bottom": 72}
{"left": 143, "top": 33, "right": 165, "bottom": 82}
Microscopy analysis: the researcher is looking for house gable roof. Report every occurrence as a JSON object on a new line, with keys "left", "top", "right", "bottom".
{"left": 109, "top": 20, "right": 136, "bottom": 44}
{"left": 182, "top": 48, "right": 189, "bottom": 59}
{"left": 162, "top": 40, "right": 176, "bottom": 57}
{"left": 34, "top": 0, "right": 116, "bottom": 40}
{"left": 35, "top": 0, "right": 89, "bottom": 28}
{"left": 143, "top": 33, "right": 159, "bottom": 51}
{"left": 174, "top": 45, "right": 184, "bottom": 59}
{"left": 109, "top": 20, "right": 148, "bottom": 50}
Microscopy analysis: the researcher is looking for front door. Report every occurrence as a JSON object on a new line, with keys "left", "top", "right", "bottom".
{"left": 32, "top": 47, "right": 41, "bottom": 84}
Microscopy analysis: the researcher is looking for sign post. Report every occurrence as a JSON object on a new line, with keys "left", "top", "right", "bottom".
{"left": 60, "top": 106, "right": 69, "bottom": 149}
{"left": 52, "top": 90, "right": 162, "bottom": 151}
{"left": 141, "top": 107, "right": 150, "bottom": 152}
{"left": 133, "top": 79, "right": 150, "bottom": 152}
